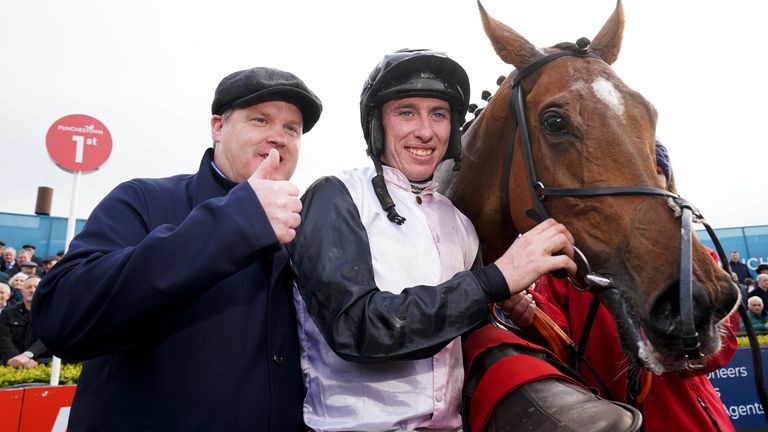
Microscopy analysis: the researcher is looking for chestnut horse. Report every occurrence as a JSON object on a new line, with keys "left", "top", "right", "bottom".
{"left": 436, "top": 1, "right": 740, "bottom": 374}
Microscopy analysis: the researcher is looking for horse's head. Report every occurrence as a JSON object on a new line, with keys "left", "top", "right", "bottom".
{"left": 439, "top": 1, "right": 740, "bottom": 373}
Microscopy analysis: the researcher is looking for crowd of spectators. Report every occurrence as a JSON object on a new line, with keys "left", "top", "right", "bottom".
{"left": 0, "top": 241, "right": 60, "bottom": 368}
{"left": 740, "top": 254, "right": 768, "bottom": 334}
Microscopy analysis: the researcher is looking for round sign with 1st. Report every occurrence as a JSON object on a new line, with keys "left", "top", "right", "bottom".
{"left": 46, "top": 114, "right": 112, "bottom": 173}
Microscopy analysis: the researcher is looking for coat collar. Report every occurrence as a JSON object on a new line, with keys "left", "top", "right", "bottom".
{"left": 191, "top": 148, "right": 237, "bottom": 208}
{"left": 190, "top": 148, "right": 289, "bottom": 266}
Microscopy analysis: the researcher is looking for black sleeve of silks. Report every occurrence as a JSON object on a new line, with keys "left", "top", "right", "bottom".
{"left": 289, "top": 176, "right": 510, "bottom": 363}
{"left": 469, "top": 238, "right": 509, "bottom": 301}
{"left": 32, "top": 180, "right": 278, "bottom": 360}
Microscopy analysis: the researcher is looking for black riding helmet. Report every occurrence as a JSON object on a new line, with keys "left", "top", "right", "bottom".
{"left": 360, "top": 49, "right": 469, "bottom": 166}
{"left": 360, "top": 49, "right": 471, "bottom": 165}
{"left": 360, "top": 49, "right": 471, "bottom": 225}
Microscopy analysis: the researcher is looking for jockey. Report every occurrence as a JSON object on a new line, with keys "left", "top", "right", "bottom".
{"left": 289, "top": 49, "right": 636, "bottom": 431}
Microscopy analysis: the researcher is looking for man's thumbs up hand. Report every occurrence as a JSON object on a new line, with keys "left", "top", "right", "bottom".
{"left": 247, "top": 149, "right": 301, "bottom": 244}
{"left": 252, "top": 148, "right": 280, "bottom": 180}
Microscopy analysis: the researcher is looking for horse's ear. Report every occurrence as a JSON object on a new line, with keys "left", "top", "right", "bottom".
{"left": 590, "top": 0, "right": 625, "bottom": 65}
{"left": 478, "top": 1, "right": 542, "bottom": 69}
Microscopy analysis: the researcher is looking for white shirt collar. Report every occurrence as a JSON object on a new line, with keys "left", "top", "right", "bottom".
{"left": 381, "top": 165, "right": 438, "bottom": 195}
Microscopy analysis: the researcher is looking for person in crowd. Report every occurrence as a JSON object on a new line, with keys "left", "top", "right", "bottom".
{"left": 728, "top": 250, "right": 753, "bottom": 284}
{"left": 32, "top": 66, "right": 322, "bottom": 431}
{"left": 749, "top": 274, "right": 768, "bottom": 306}
{"left": 39, "top": 256, "right": 58, "bottom": 277}
{"left": 1, "top": 248, "right": 16, "bottom": 274}
{"left": 7, "top": 273, "right": 27, "bottom": 305}
{"left": 5, "top": 250, "right": 33, "bottom": 277}
{"left": 288, "top": 49, "right": 638, "bottom": 432}
{"left": 21, "top": 245, "right": 43, "bottom": 266}
{"left": 19, "top": 262, "right": 39, "bottom": 277}
{"left": 0, "top": 283, "right": 11, "bottom": 310}
{"left": 744, "top": 277, "right": 755, "bottom": 293}
{"left": 743, "top": 296, "right": 768, "bottom": 331}
{"left": 0, "top": 246, "right": 7, "bottom": 290}
{"left": 756, "top": 263, "right": 768, "bottom": 276}
{"left": 740, "top": 277, "right": 756, "bottom": 306}
{"left": 0, "top": 276, "right": 50, "bottom": 368}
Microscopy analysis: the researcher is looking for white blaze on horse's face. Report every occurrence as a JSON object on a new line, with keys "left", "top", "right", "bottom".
{"left": 380, "top": 97, "right": 451, "bottom": 182}
{"left": 590, "top": 77, "right": 625, "bottom": 117}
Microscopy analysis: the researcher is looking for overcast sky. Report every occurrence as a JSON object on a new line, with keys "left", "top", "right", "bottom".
{"left": 1, "top": 0, "right": 765, "bottom": 230}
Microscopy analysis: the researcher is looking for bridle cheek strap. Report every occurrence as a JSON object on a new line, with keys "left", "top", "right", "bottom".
{"left": 679, "top": 204, "right": 704, "bottom": 366}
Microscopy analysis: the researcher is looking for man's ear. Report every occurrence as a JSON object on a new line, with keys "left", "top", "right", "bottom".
{"left": 211, "top": 115, "right": 223, "bottom": 145}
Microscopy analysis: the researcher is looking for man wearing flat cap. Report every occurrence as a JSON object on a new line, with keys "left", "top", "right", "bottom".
{"left": 18, "top": 262, "right": 39, "bottom": 277}
{"left": 21, "top": 245, "right": 43, "bottom": 266}
{"left": 756, "top": 263, "right": 768, "bottom": 276}
{"left": 39, "top": 256, "right": 58, "bottom": 277}
{"left": 33, "top": 67, "right": 322, "bottom": 431}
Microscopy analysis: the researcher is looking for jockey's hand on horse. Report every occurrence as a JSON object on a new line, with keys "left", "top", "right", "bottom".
{"left": 498, "top": 289, "right": 535, "bottom": 327}
{"left": 493, "top": 218, "right": 577, "bottom": 296}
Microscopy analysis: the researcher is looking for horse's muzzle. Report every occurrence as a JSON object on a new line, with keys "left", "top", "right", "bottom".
{"left": 645, "top": 277, "right": 739, "bottom": 364}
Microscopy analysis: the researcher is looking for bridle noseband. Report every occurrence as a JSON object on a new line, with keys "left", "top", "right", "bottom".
{"left": 502, "top": 47, "right": 731, "bottom": 368}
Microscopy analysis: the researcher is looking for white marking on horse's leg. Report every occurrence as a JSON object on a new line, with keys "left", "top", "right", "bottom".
{"left": 591, "top": 77, "right": 625, "bottom": 117}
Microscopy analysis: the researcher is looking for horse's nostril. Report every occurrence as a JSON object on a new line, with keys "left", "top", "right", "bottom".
{"left": 648, "top": 282, "right": 681, "bottom": 334}
{"left": 649, "top": 280, "right": 722, "bottom": 337}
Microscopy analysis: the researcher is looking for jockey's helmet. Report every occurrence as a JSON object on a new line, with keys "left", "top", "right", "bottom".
{"left": 359, "top": 49, "right": 470, "bottom": 167}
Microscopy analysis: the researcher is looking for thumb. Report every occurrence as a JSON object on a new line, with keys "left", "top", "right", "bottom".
{"left": 252, "top": 148, "right": 280, "bottom": 180}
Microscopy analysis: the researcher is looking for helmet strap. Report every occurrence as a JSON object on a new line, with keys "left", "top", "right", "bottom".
{"left": 371, "top": 157, "right": 406, "bottom": 225}
{"left": 367, "top": 109, "right": 384, "bottom": 158}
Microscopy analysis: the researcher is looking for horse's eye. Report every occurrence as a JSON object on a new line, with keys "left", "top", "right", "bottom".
{"left": 542, "top": 112, "right": 567, "bottom": 134}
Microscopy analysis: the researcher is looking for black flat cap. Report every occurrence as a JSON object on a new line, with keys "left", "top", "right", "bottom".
{"left": 41, "top": 256, "right": 58, "bottom": 264}
{"left": 211, "top": 67, "right": 322, "bottom": 133}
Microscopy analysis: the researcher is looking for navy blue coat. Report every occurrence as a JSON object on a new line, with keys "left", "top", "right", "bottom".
{"left": 730, "top": 260, "right": 754, "bottom": 284}
{"left": 33, "top": 149, "right": 303, "bottom": 431}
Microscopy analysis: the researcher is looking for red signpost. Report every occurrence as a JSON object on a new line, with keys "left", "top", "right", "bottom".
{"left": 45, "top": 114, "right": 112, "bottom": 173}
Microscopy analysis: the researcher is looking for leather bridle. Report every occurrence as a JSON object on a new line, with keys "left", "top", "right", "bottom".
{"left": 500, "top": 46, "right": 732, "bottom": 369}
